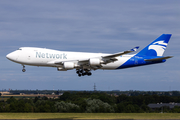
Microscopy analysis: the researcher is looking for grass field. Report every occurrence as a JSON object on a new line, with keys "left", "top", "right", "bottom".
{"left": 0, "top": 113, "right": 180, "bottom": 119}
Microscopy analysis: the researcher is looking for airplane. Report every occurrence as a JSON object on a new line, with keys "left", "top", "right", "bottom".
{"left": 6, "top": 34, "right": 173, "bottom": 77}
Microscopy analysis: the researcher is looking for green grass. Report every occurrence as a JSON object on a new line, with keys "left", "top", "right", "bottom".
{"left": 0, "top": 113, "right": 180, "bottom": 119}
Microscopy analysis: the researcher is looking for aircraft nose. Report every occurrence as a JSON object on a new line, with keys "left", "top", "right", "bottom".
{"left": 6, "top": 52, "right": 18, "bottom": 61}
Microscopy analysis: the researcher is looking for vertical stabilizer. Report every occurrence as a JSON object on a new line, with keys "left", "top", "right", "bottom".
{"left": 136, "top": 34, "right": 171, "bottom": 57}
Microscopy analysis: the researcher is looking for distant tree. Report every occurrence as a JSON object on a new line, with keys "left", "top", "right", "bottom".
{"left": 140, "top": 104, "right": 150, "bottom": 112}
{"left": 116, "top": 102, "right": 126, "bottom": 113}
{"left": 6, "top": 96, "right": 17, "bottom": 104}
{"left": 0, "top": 102, "right": 10, "bottom": 112}
{"left": 24, "top": 101, "right": 34, "bottom": 112}
{"left": 98, "top": 93, "right": 116, "bottom": 105}
{"left": 124, "top": 104, "right": 135, "bottom": 113}
{"left": 73, "top": 98, "right": 87, "bottom": 112}
{"left": 85, "top": 98, "right": 114, "bottom": 113}
{"left": 16, "top": 99, "right": 26, "bottom": 112}
{"left": 42, "top": 96, "right": 48, "bottom": 100}
{"left": 34, "top": 100, "right": 53, "bottom": 112}
{"left": 9, "top": 101, "right": 17, "bottom": 112}
{"left": 59, "top": 92, "right": 71, "bottom": 101}
{"left": 55, "top": 101, "right": 80, "bottom": 113}
{"left": 34, "top": 96, "right": 39, "bottom": 103}
{"left": 116, "top": 94, "right": 129, "bottom": 104}
{"left": 172, "top": 106, "right": 180, "bottom": 113}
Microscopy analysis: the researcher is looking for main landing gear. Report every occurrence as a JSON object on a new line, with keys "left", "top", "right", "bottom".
{"left": 22, "top": 65, "right": 26, "bottom": 72}
{"left": 76, "top": 69, "right": 92, "bottom": 77}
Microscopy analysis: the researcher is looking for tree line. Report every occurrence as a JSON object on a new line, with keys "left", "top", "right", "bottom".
{"left": 1, "top": 92, "right": 180, "bottom": 113}
{"left": 8, "top": 90, "right": 180, "bottom": 96}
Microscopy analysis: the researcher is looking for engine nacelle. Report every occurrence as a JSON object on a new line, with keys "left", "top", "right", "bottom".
{"left": 63, "top": 62, "right": 74, "bottom": 69}
{"left": 57, "top": 67, "right": 67, "bottom": 71}
{"left": 89, "top": 58, "right": 101, "bottom": 66}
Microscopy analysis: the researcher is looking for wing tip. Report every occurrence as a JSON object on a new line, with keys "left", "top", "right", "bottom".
{"left": 131, "top": 46, "right": 139, "bottom": 51}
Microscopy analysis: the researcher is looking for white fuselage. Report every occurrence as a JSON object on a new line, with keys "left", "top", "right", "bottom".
{"left": 7, "top": 47, "right": 133, "bottom": 70}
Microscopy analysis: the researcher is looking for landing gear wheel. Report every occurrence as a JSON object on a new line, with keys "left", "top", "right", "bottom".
{"left": 22, "top": 69, "right": 26, "bottom": 72}
{"left": 87, "top": 72, "right": 92, "bottom": 76}
{"left": 22, "top": 65, "right": 26, "bottom": 72}
{"left": 80, "top": 69, "right": 83, "bottom": 73}
{"left": 76, "top": 71, "right": 80, "bottom": 74}
{"left": 76, "top": 69, "right": 92, "bottom": 76}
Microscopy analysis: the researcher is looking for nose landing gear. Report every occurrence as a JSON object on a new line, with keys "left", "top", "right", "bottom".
{"left": 22, "top": 65, "right": 26, "bottom": 72}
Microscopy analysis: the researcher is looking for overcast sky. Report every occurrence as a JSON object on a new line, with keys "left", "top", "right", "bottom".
{"left": 0, "top": 0, "right": 180, "bottom": 91}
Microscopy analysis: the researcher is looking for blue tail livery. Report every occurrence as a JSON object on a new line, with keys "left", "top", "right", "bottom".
{"left": 136, "top": 34, "right": 171, "bottom": 57}
{"left": 118, "top": 34, "right": 172, "bottom": 69}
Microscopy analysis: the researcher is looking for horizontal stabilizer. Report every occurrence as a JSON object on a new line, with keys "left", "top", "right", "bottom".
{"left": 144, "top": 56, "right": 173, "bottom": 62}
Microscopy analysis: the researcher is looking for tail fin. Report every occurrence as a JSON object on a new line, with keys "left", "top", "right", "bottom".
{"left": 136, "top": 34, "right": 172, "bottom": 57}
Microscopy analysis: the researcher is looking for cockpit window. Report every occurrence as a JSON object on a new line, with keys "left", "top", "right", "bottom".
{"left": 18, "top": 48, "right": 22, "bottom": 50}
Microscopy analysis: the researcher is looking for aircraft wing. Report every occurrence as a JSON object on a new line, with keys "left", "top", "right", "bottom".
{"left": 77, "top": 46, "right": 139, "bottom": 64}
{"left": 50, "top": 46, "right": 139, "bottom": 70}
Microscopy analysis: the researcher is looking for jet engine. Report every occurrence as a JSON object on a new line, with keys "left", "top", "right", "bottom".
{"left": 89, "top": 58, "right": 101, "bottom": 66}
{"left": 63, "top": 62, "right": 74, "bottom": 69}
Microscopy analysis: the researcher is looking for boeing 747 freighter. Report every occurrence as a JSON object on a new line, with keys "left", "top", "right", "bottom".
{"left": 6, "top": 34, "right": 173, "bottom": 77}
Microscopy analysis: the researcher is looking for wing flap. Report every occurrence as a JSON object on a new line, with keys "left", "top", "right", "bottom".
{"left": 48, "top": 46, "right": 139, "bottom": 69}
